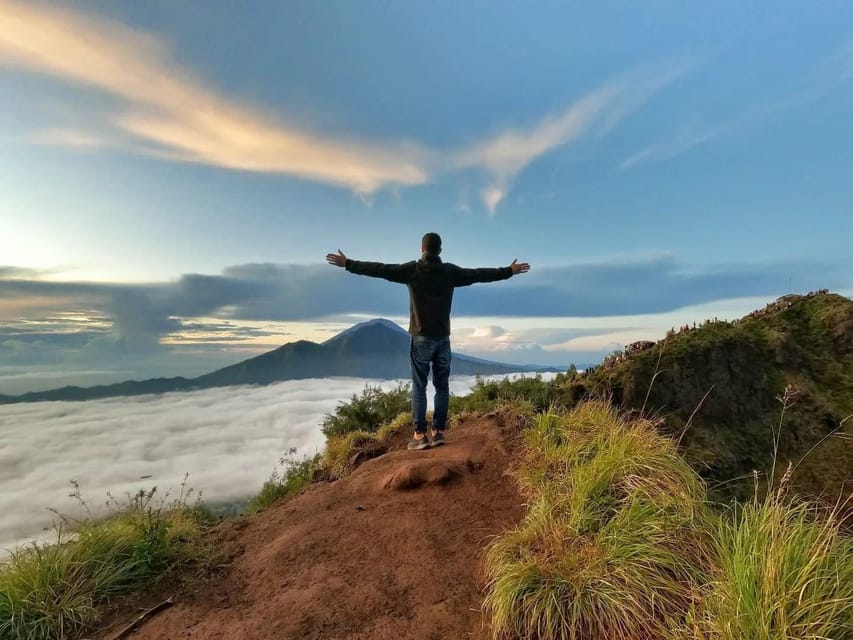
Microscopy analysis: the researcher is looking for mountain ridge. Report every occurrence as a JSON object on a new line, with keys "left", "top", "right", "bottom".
{"left": 575, "top": 291, "right": 853, "bottom": 499}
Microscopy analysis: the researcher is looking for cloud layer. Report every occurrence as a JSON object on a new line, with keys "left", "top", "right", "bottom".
{"left": 3, "top": 254, "right": 849, "bottom": 377}
{"left": 0, "top": 373, "right": 551, "bottom": 555}
{"left": 0, "top": 2, "right": 685, "bottom": 211}
{"left": 3, "top": 254, "right": 847, "bottom": 330}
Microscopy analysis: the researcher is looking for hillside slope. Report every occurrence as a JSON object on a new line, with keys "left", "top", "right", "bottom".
{"left": 580, "top": 292, "right": 853, "bottom": 498}
{"left": 92, "top": 414, "right": 526, "bottom": 640}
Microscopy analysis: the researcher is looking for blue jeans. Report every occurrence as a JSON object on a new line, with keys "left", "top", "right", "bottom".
{"left": 410, "top": 335, "right": 451, "bottom": 434}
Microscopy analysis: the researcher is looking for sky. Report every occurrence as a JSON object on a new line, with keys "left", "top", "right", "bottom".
{"left": 1, "top": 1, "right": 852, "bottom": 393}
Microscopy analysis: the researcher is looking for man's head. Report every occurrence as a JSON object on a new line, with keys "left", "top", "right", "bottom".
{"left": 421, "top": 232, "right": 442, "bottom": 257}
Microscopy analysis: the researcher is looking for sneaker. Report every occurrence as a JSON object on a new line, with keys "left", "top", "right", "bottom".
{"left": 430, "top": 430, "right": 446, "bottom": 447}
{"left": 407, "top": 435, "right": 431, "bottom": 451}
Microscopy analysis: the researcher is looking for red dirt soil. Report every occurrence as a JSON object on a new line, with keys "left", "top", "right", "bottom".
{"left": 92, "top": 414, "right": 526, "bottom": 640}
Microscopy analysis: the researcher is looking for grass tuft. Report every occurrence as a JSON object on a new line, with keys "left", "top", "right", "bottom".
{"left": 485, "top": 400, "right": 853, "bottom": 639}
{"left": 688, "top": 483, "right": 853, "bottom": 639}
{"left": 485, "top": 401, "right": 712, "bottom": 640}
{"left": 376, "top": 411, "right": 417, "bottom": 442}
{"left": 321, "top": 430, "right": 380, "bottom": 480}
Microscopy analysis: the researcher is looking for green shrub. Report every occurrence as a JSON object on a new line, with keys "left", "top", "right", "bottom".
{"left": 246, "top": 450, "right": 321, "bottom": 513}
{"left": 0, "top": 483, "right": 210, "bottom": 640}
{"left": 321, "top": 383, "right": 411, "bottom": 438}
{"left": 450, "top": 374, "right": 579, "bottom": 416}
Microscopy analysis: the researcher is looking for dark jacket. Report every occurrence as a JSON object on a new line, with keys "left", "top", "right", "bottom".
{"left": 345, "top": 255, "right": 513, "bottom": 337}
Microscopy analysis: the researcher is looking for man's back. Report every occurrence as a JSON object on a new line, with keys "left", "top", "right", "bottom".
{"left": 344, "top": 254, "right": 513, "bottom": 337}
{"left": 408, "top": 256, "right": 467, "bottom": 337}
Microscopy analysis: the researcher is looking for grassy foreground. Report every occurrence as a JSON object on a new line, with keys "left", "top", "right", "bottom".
{"left": 0, "top": 486, "right": 211, "bottom": 640}
{"left": 484, "top": 402, "right": 853, "bottom": 640}
{"left": 2, "top": 369, "right": 850, "bottom": 639}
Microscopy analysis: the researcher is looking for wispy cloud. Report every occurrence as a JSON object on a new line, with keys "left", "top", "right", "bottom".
{"left": 451, "top": 86, "right": 620, "bottom": 213}
{"left": 621, "top": 44, "right": 853, "bottom": 171}
{"left": 27, "top": 128, "right": 111, "bottom": 149}
{"left": 0, "top": 266, "right": 48, "bottom": 279}
{"left": 452, "top": 65, "right": 689, "bottom": 213}
{"left": 0, "top": 2, "right": 689, "bottom": 211}
{"left": 619, "top": 123, "right": 725, "bottom": 170}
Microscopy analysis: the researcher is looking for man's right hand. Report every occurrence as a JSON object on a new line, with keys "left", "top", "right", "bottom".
{"left": 510, "top": 259, "right": 530, "bottom": 275}
{"left": 326, "top": 250, "right": 348, "bottom": 268}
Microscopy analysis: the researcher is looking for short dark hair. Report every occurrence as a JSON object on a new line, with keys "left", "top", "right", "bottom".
{"left": 422, "top": 232, "right": 442, "bottom": 256}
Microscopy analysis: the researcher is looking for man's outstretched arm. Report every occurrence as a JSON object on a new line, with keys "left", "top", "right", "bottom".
{"left": 325, "top": 249, "right": 413, "bottom": 284}
{"left": 451, "top": 258, "right": 530, "bottom": 287}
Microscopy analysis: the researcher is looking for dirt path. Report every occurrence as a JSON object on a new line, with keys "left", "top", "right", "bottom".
{"left": 94, "top": 414, "right": 524, "bottom": 640}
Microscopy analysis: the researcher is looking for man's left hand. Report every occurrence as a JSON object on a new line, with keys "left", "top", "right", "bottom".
{"left": 510, "top": 259, "right": 530, "bottom": 275}
{"left": 326, "top": 250, "right": 348, "bottom": 268}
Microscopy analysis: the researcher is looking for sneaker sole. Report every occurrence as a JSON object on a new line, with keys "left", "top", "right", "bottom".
{"left": 407, "top": 442, "right": 432, "bottom": 451}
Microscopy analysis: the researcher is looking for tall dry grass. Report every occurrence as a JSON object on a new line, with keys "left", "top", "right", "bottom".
{"left": 485, "top": 402, "right": 712, "bottom": 640}
{"left": 485, "top": 400, "right": 853, "bottom": 639}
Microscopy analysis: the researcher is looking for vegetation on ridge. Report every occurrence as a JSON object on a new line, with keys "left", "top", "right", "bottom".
{"left": 579, "top": 292, "right": 853, "bottom": 499}
{"left": 484, "top": 401, "right": 853, "bottom": 640}
{"left": 691, "top": 484, "right": 853, "bottom": 639}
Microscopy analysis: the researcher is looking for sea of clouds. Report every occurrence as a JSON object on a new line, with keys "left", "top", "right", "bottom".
{"left": 0, "top": 373, "right": 553, "bottom": 555}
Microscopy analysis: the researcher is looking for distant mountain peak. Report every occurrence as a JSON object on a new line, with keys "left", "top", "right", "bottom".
{"left": 323, "top": 318, "right": 407, "bottom": 345}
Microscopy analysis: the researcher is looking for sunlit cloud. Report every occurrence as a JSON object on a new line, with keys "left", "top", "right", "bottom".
{"left": 0, "top": 1, "right": 689, "bottom": 210}
{"left": 0, "top": 1, "right": 430, "bottom": 195}
{"left": 479, "top": 185, "right": 506, "bottom": 214}
{"left": 2, "top": 254, "right": 848, "bottom": 360}
{"left": 542, "top": 330, "right": 653, "bottom": 352}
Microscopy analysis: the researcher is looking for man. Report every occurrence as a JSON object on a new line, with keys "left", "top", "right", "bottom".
{"left": 326, "top": 232, "right": 530, "bottom": 451}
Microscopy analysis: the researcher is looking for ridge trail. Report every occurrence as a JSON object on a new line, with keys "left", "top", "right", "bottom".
{"left": 94, "top": 414, "right": 525, "bottom": 640}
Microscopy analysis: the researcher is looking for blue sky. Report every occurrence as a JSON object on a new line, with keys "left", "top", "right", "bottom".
{"left": 0, "top": 1, "right": 851, "bottom": 392}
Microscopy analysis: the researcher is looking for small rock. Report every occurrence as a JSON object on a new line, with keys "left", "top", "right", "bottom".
{"left": 381, "top": 460, "right": 468, "bottom": 490}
